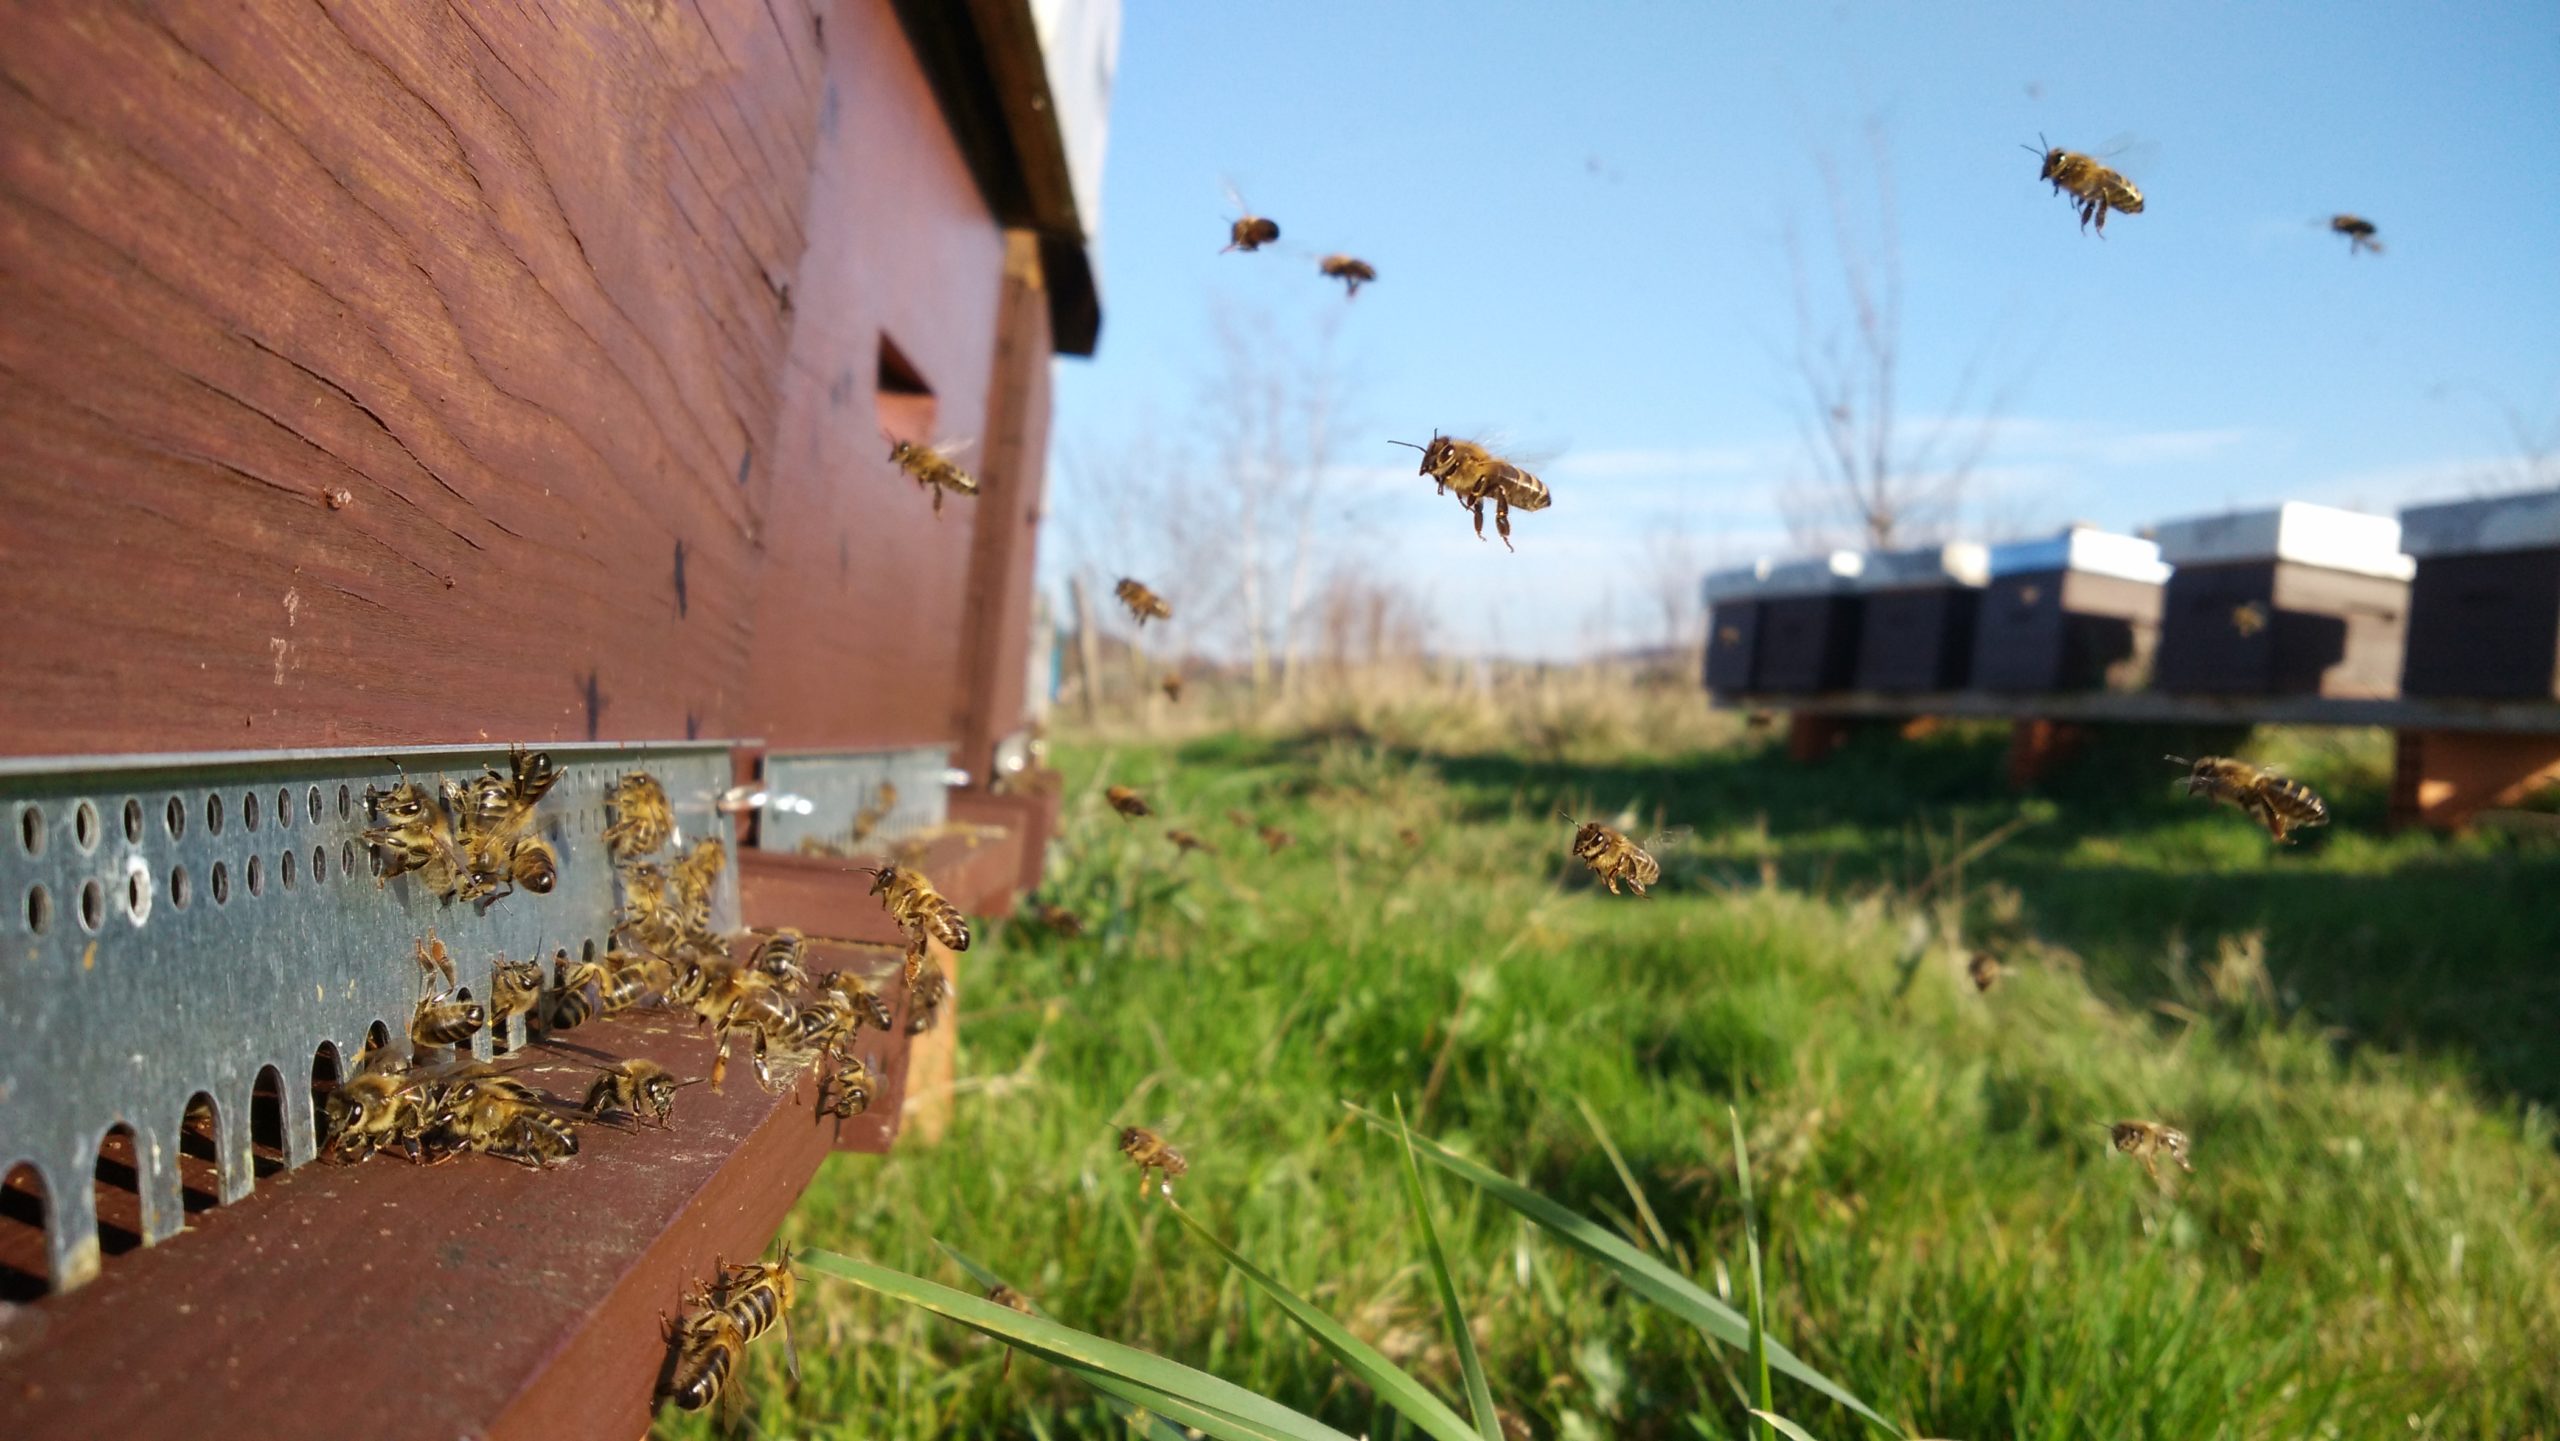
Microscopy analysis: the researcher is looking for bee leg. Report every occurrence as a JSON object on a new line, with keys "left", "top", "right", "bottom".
{"left": 932, "top": 486, "right": 943, "bottom": 515}
{"left": 1494, "top": 496, "right": 1515, "bottom": 551}
{"left": 1467, "top": 496, "right": 1488, "bottom": 542}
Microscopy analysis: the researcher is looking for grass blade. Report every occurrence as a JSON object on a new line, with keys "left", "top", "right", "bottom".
{"left": 1161, "top": 1198, "right": 1482, "bottom": 1441}
{"left": 801, "top": 1247, "right": 1356, "bottom": 1441}
{"left": 935, "top": 1241, "right": 1190, "bottom": 1441}
{"left": 1574, "top": 1093, "right": 1672, "bottom": 1254}
{"left": 1733, "top": 1106, "right": 1774, "bottom": 1438}
{"left": 1395, "top": 1098, "right": 1505, "bottom": 1441}
{"left": 1748, "top": 1411, "right": 1824, "bottom": 1441}
{"left": 1345, "top": 1103, "right": 1898, "bottom": 1436}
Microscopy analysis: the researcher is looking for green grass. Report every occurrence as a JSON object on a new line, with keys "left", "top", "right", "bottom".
{"left": 671, "top": 719, "right": 2560, "bottom": 1440}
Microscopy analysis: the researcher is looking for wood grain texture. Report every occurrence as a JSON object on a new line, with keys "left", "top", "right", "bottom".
{"left": 741, "top": 0, "right": 1009, "bottom": 750}
{"left": 952, "top": 230, "right": 1055, "bottom": 777}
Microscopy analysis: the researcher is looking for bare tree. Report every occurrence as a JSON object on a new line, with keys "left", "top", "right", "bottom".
{"left": 1782, "top": 121, "right": 2005, "bottom": 552}
{"left": 1639, "top": 520, "right": 1704, "bottom": 656}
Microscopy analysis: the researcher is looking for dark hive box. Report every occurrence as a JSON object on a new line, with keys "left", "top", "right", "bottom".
{"left": 2151, "top": 503, "right": 2412, "bottom": 698}
{"left": 1852, "top": 543, "right": 1988, "bottom": 692}
{"left": 1701, "top": 560, "right": 1770, "bottom": 697}
{"left": 1751, "top": 552, "right": 1866, "bottom": 695}
{"left": 1971, "top": 528, "right": 2168, "bottom": 693}
{"left": 2398, "top": 489, "right": 2560, "bottom": 701}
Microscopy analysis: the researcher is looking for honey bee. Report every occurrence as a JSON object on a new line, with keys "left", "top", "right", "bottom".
{"left": 320, "top": 1052, "right": 435, "bottom": 1164}
{"left": 851, "top": 781, "right": 900, "bottom": 847}
{"left": 1119, "top": 1125, "right": 1188, "bottom": 1198}
{"left": 1258, "top": 825, "right": 1294, "bottom": 855}
{"left": 1388, "top": 433, "right": 1553, "bottom": 550}
{"left": 815, "top": 1057, "right": 875, "bottom": 1122}
{"left": 2109, "top": 1120, "right": 2193, "bottom": 1184}
{"left": 547, "top": 949, "right": 614, "bottom": 1031}
{"left": 1105, "top": 785, "right": 1151, "bottom": 819}
{"left": 661, "top": 1306, "right": 749, "bottom": 1418}
{"left": 673, "top": 837, "right": 728, "bottom": 924}
{"left": 2230, "top": 601, "right": 2269, "bottom": 637}
{"left": 885, "top": 432, "right": 980, "bottom": 513}
{"left": 603, "top": 772, "right": 674, "bottom": 858}
{"left": 988, "top": 1283, "right": 1037, "bottom": 1376}
{"left": 1114, "top": 577, "right": 1172, "bottom": 626}
{"left": 1967, "top": 952, "right": 2005, "bottom": 993}
{"left": 411, "top": 987, "right": 487, "bottom": 1050}
{"left": 1160, "top": 672, "right": 1184, "bottom": 703}
{"left": 701, "top": 972, "right": 805, "bottom": 1092}
{"left": 860, "top": 862, "right": 970, "bottom": 982}
{"left": 1560, "top": 811, "right": 1680, "bottom": 896}
{"left": 430, "top": 1082, "right": 579, "bottom": 1168}
{"left": 1166, "top": 828, "right": 1212, "bottom": 856}
{"left": 1318, "top": 253, "right": 1377, "bottom": 297}
{"left": 2330, "top": 213, "right": 2382, "bottom": 255}
{"left": 2024, "top": 135, "right": 2145, "bottom": 235}
{"left": 582, "top": 1059, "right": 693, "bottom": 1130}
{"left": 1033, "top": 903, "right": 1084, "bottom": 939}
{"left": 747, "top": 928, "right": 811, "bottom": 989}
{"left": 447, "top": 744, "right": 562, "bottom": 901}
{"left": 2165, "top": 755, "right": 2331, "bottom": 844}
{"left": 818, "top": 970, "right": 897, "bottom": 1031}
{"left": 1397, "top": 826, "right": 1422, "bottom": 849}
{"left": 1220, "top": 185, "right": 1280, "bottom": 253}
{"left": 362, "top": 778, "right": 470, "bottom": 898}
{"left": 708, "top": 1247, "right": 800, "bottom": 1388}
{"left": 906, "top": 959, "right": 948, "bottom": 1035}
{"left": 489, "top": 955, "right": 544, "bottom": 1031}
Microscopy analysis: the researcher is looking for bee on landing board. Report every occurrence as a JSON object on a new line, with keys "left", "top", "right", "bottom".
{"left": 1318, "top": 253, "right": 1377, "bottom": 297}
{"left": 1388, "top": 433, "right": 1553, "bottom": 550}
{"left": 1119, "top": 1125, "right": 1189, "bottom": 1198}
{"left": 705, "top": 1247, "right": 800, "bottom": 1392}
{"left": 581, "top": 1058, "right": 694, "bottom": 1130}
{"left": 1220, "top": 184, "right": 1280, "bottom": 253}
{"left": 2329, "top": 213, "right": 2383, "bottom": 255}
{"left": 1560, "top": 811, "right": 1684, "bottom": 896}
{"left": 2166, "top": 755, "right": 2330, "bottom": 844}
{"left": 661, "top": 1305, "right": 750, "bottom": 1421}
{"left": 1115, "top": 577, "right": 1173, "bottom": 626}
{"left": 1105, "top": 785, "right": 1151, "bottom": 820}
{"left": 885, "top": 432, "right": 979, "bottom": 513}
{"left": 2024, "top": 135, "right": 2145, "bottom": 235}
{"left": 2109, "top": 1120, "right": 2193, "bottom": 1184}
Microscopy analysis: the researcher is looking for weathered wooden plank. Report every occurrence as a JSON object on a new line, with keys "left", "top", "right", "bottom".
{"left": 0, "top": 0, "right": 826, "bottom": 753}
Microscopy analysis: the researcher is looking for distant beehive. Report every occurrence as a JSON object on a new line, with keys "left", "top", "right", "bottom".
{"left": 1701, "top": 560, "right": 1773, "bottom": 697}
{"left": 2397, "top": 488, "right": 2560, "bottom": 701}
{"left": 2151, "top": 502, "right": 2413, "bottom": 699}
{"left": 1750, "top": 552, "right": 1866, "bottom": 695}
{"left": 1971, "top": 527, "right": 2168, "bottom": 693}
{"left": 1852, "top": 542, "right": 1988, "bottom": 693}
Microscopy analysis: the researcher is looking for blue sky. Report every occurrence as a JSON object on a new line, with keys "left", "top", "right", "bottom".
{"left": 1046, "top": 1, "right": 2560, "bottom": 658}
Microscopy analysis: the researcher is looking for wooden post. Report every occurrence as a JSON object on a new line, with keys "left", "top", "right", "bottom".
{"left": 899, "top": 940, "right": 964, "bottom": 1145}
{"left": 1068, "top": 576, "right": 1104, "bottom": 722}
{"left": 1787, "top": 713, "right": 1855, "bottom": 762}
{"left": 2389, "top": 729, "right": 2560, "bottom": 830}
{"left": 2006, "top": 719, "right": 2092, "bottom": 788}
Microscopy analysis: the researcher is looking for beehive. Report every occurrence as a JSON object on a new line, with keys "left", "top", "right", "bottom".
{"left": 1971, "top": 527, "right": 2168, "bottom": 693}
{"left": 1701, "top": 560, "right": 1772, "bottom": 697}
{"left": 2151, "top": 503, "right": 2413, "bottom": 698}
{"left": 1852, "top": 543, "right": 1988, "bottom": 692}
{"left": 1752, "top": 552, "right": 1867, "bottom": 695}
{"left": 2398, "top": 488, "right": 2560, "bottom": 701}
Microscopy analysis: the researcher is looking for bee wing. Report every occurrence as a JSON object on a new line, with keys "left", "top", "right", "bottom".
{"left": 778, "top": 1299, "right": 802, "bottom": 1392}
{"left": 933, "top": 437, "right": 976, "bottom": 458}
{"left": 1221, "top": 178, "right": 1250, "bottom": 215}
{"left": 2093, "top": 134, "right": 2161, "bottom": 177}
{"left": 1644, "top": 825, "right": 1696, "bottom": 847}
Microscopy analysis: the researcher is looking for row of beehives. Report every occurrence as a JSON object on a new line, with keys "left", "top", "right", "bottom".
{"left": 1702, "top": 488, "right": 2560, "bottom": 703}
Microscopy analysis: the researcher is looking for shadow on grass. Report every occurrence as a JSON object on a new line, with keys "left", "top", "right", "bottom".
{"left": 1188, "top": 724, "right": 2560, "bottom": 1111}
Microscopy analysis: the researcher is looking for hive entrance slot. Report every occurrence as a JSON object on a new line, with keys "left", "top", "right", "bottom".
{"left": 0, "top": 1163, "right": 47, "bottom": 1302}
{"left": 250, "top": 1065, "right": 290, "bottom": 1179}
{"left": 179, "top": 1093, "right": 222, "bottom": 1218}
{"left": 91, "top": 1125, "right": 144, "bottom": 1259}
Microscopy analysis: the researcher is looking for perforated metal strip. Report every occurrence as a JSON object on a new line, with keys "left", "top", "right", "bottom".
{"left": 756, "top": 745, "right": 955, "bottom": 852}
{"left": 0, "top": 742, "right": 740, "bottom": 1294}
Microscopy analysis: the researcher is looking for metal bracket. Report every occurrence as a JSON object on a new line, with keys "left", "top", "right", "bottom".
{"left": 0, "top": 742, "right": 740, "bottom": 1294}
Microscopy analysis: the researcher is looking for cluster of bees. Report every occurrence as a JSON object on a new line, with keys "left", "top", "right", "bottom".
{"left": 362, "top": 744, "right": 561, "bottom": 906}
{"left": 662, "top": 1247, "right": 801, "bottom": 1421}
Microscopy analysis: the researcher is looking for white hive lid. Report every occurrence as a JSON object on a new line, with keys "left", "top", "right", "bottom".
{"left": 2150, "top": 502, "right": 2414, "bottom": 580}
{"left": 1700, "top": 558, "right": 1773, "bottom": 604}
{"left": 2399, "top": 487, "right": 2560, "bottom": 558}
{"left": 1986, "top": 526, "right": 2170, "bottom": 584}
{"left": 1759, "top": 550, "right": 1866, "bottom": 597}
{"left": 1854, "top": 541, "right": 1989, "bottom": 590}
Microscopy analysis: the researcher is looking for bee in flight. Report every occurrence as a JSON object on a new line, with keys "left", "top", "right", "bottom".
{"left": 1318, "top": 253, "right": 1377, "bottom": 297}
{"left": 1115, "top": 577, "right": 1172, "bottom": 626}
{"left": 1160, "top": 672, "right": 1184, "bottom": 703}
{"left": 1034, "top": 903, "right": 1084, "bottom": 938}
{"left": 2230, "top": 601, "right": 2269, "bottom": 637}
{"left": 906, "top": 959, "right": 948, "bottom": 1035}
{"left": 2165, "top": 755, "right": 2330, "bottom": 844}
{"left": 1119, "top": 1125, "right": 1188, "bottom": 1198}
{"left": 2329, "top": 213, "right": 2382, "bottom": 255}
{"left": 1258, "top": 825, "right": 1294, "bottom": 855}
{"left": 2024, "top": 134, "right": 2145, "bottom": 235}
{"left": 1105, "top": 785, "right": 1151, "bottom": 820}
{"left": 1389, "top": 433, "right": 1553, "bottom": 550}
{"left": 1166, "top": 828, "right": 1213, "bottom": 857}
{"left": 1560, "top": 810, "right": 1684, "bottom": 896}
{"left": 859, "top": 862, "right": 970, "bottom": 982}
{"left": 1967, "top": 952, "right": 2005, "bottom": 993}
{"left": 1220, "top": 184, "right": 1280, "bottom": 253}
{"left": 2109, "top": 1120, "right": 2193, "bottom": 1184}
{"left": 884, "top": 432, "right": 979, "bottom": 514}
